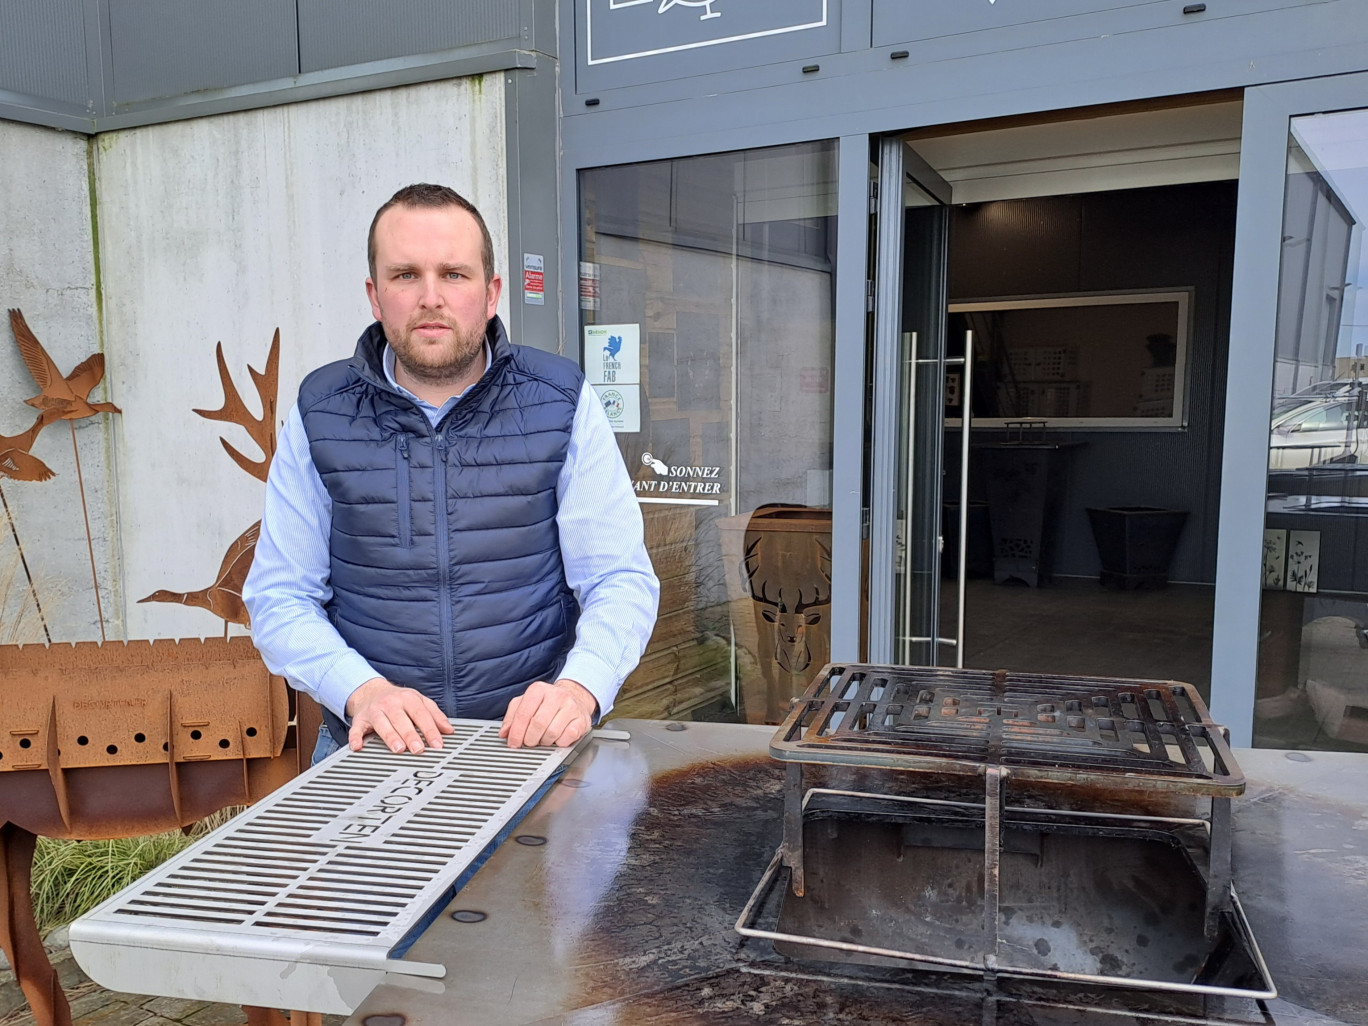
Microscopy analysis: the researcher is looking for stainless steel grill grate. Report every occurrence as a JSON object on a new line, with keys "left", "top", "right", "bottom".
{"left": 70, "top": 720, "right": 580, "bottom": 1014}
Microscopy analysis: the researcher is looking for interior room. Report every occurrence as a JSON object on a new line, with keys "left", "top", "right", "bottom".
{"left": 904, "top": 100, "right": 1244, "bottom": 705}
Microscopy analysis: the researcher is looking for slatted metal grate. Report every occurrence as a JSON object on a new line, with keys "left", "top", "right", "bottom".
{"left": 69, "top": 720, "right": 579, "bottom": 1013}
{"left": 772, "top": 664, "right": 1243, "bottom": 795}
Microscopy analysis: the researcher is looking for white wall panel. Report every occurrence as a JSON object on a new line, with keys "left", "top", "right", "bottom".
{"left": 94, "top": 79, "right": 508, "bottom": 641}
{"left": 0, "top": 120, "right": 112, "bottom": 643}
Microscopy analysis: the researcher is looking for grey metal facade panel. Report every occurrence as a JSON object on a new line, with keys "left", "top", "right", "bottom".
{"left": 872, "top": 0, "right": 1334, "bottom": 49}
{"left": 503, "top": 63, "right": 563, "bottom": 352}
{"left": 561, "top": 2, "right": 1368, "bottom": 171}
{"left": 0, "top": 0, "right": 90, "bottom": 107}
{"left": 1209, "top": 76, "right": 1365, "bottom": 744}
{"left": 874, "top": 0, "right": 1154, "bottom": 43}
{"left": 871, "top": 0, "right": 1335, "bottom": 63}
{"left": 828, "top": 133, "right": 870, "bottom": 663}
{"left": 108, "top": 0, "right": 298, "bottom": 106}
{"left": 298, "top": 0, "right": 521, "bottom": 73}
{"left": 90, "top": 48, "right": 535, "bottom": 132}
{"left": 575, "top": 0, "right": 842, "bottom": 93}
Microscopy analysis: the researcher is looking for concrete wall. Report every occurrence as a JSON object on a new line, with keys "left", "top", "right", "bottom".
{"left": 0, "top": 120, "right": 109, "bottom": 643}
{"left": 0, "top": 77, "right": 507, "bottom": 643}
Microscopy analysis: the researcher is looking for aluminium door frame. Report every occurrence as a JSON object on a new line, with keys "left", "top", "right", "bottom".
{"left": 1212, "top": 69, "right": 1368, "bottom": 747}
{"left": 559, "top": 133, "right": 873, "bottom": 666}
{"left": 867, "top": 137, "right": 953, "bottom": 665}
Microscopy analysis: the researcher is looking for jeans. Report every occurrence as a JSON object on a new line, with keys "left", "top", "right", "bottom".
{"left": 311, "top": 722, "right": 343, "bottom": 765}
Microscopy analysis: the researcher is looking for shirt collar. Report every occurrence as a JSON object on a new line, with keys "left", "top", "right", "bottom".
{"left": 382, "top": 341, "right": 492, "bottom": 425}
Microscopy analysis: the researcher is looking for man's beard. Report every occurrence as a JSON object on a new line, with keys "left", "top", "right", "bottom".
{"left": 386, "top": 314, "right": 487, "bottom": 387}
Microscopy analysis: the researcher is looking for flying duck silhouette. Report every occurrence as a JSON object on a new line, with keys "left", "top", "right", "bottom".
{"left": 138, "top": 521, "right": 261, "bottom": 626}
{"left": 0, "top": 415, "right": 55, "bottom": 482}
{"left": 8, "top": 308, "right": 122, "bottom": 420}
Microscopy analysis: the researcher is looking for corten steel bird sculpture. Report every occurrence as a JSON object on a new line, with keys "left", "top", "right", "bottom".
{"left": 6, "top": 309, "right": 119, "bottom": 640}
{"left": 0, "top": 322, "right": 314, "bottom": 1026}
{"left": 139, "top": 520, "right": 260, "bottom": 628}
{"left": 0, "top": 413, "right": 57, "bottom": 642}
{"left": 140, "top": 329, "right": 280, "bottom": 632}
{"left": 0, "top": 414, "right": 56, "bottom": 482}
{"left": 7, "top": 308, "right": 121, "bottom": 421}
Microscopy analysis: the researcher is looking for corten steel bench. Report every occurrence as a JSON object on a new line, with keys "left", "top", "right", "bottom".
{"left": 0, "top": 636, "right": 318, "bottom": 1026}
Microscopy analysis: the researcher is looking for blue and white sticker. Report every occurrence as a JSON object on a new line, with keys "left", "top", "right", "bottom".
{"left": 592, "top": 383, "right": 640, "bottom": 432}
{"left": 583, "top": 323, "right": 641, "bottom": 386}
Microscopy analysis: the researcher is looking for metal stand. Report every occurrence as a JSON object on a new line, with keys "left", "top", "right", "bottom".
{"left": 766, "top": 773, "right": 1256, "bottom": 998}
{"left": 982, "top": 766, "right": 1006, "bottom": 973}
{"left": 781, "top": 763, "right": 806, "bottom": 896}
{"left": 0, "top": 823, "right": 71, "bottom": 1026}
{"left": 1207, "top": 796, "right": 1233, "bottom": 939}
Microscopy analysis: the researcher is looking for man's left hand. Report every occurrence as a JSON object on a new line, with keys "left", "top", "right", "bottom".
{"left": 499, "top": 678, "right": 598, "bottom": 748}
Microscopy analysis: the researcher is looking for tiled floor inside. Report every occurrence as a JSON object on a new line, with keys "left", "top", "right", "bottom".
{"left": 954, "top": 576, "right": 1217, "bottom": 692}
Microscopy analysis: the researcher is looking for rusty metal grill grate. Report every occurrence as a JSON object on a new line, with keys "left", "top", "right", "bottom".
{"left": 744, "top": 663, "right": 1271, "bottom": 1000}
{"left": 772, "top": 663, "right": 1242, "bottom": 795}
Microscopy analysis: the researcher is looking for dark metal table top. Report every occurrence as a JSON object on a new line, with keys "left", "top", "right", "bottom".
{"left": 343, "top": 720, "right": 1368, "bottom": 1026}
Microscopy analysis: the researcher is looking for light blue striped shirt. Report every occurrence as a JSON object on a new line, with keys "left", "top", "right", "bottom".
{"left": 243, "top": 341, "right": 659, "bottom": 722}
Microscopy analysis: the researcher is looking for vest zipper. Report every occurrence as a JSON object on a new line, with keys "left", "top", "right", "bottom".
{"left": 396, "top": 433, "right": 412, "bottom": 548}
{"left": 434, "top": 433, "right": 456, "bottom": 714}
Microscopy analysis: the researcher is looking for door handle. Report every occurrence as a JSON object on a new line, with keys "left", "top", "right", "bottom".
{"left": 951, "top": 331, "right": 974, "bottom": 668}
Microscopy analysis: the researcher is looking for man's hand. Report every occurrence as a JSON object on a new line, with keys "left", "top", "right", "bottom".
{"left": 499, "top": 678, "right": 598, "bottom": 749}
{"left": 345, "top": 677, "right": 454, "bottom": 754}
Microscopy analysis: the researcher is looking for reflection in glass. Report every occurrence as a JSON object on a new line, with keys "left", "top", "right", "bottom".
{"left": 579, "top": 142, "right": 837, "bottom": 724}
{"left": 1257, "top": 107, "right": 1368, "bottom": 751}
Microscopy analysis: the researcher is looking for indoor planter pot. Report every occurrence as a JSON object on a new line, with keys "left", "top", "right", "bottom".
{"left": 1086, "top": 506, "right": 1189, "bottom": 589}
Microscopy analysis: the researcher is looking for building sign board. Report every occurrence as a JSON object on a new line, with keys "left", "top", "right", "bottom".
{"left": 586, "top": 0, "right": 828, "bottom": 65}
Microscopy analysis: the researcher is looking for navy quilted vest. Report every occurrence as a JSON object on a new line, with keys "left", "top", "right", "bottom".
{"left": 298, "top": 316, "right": 582, "bottom": 744}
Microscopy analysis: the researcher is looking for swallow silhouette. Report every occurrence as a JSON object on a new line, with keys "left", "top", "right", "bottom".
{"left": 8, "top": 309, "right": 122, "bottom": 421}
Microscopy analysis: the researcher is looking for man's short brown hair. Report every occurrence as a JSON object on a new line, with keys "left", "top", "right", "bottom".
{"left": 367, "top": 184, "right": 496, "bottom": 283}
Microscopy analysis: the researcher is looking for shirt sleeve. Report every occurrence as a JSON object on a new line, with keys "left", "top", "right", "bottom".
{"left": 243, "top": 404, "right": 381, "bottom": 719}
{"left": 555, "top": 381, "right": 660, "bottom": 719}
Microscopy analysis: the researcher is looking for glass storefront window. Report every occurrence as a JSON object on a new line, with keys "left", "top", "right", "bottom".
{"left": 1256, "top": 107, "right": 1368, "bottom": 750}
{"left": 579, "top": 141, "right": 837, "bottom": 724}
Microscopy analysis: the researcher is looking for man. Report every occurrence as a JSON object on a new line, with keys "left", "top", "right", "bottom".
{"left": 244, "top": 183, "right": 658, "bottom": 760}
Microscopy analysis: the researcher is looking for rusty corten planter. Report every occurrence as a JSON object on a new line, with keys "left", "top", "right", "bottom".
{"left": 0, "top": 636, "right": 318, "bottom": 1026}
